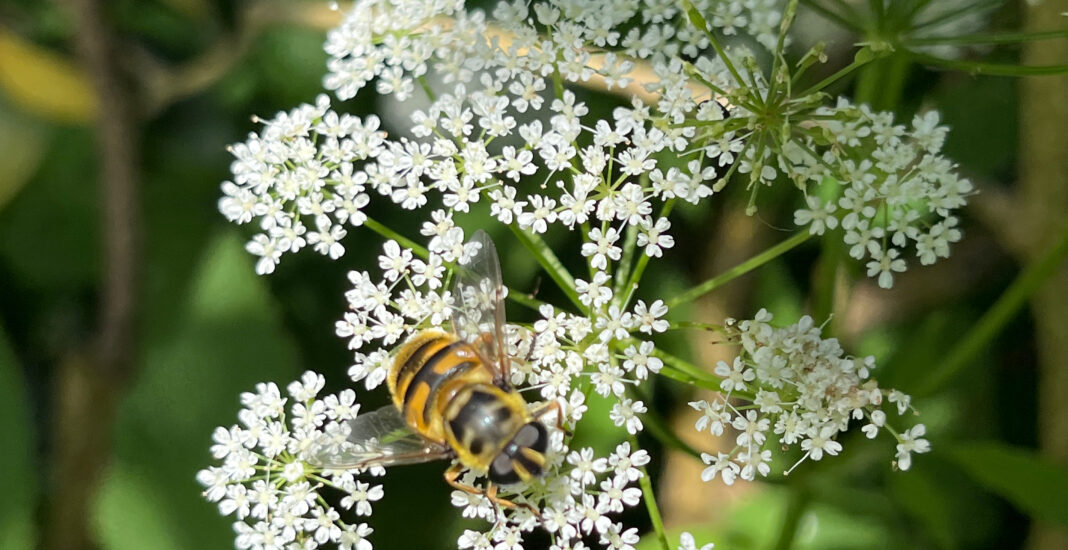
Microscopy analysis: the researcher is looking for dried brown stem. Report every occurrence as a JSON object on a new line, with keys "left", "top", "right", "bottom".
{"left": 1019, "top": 1, "right": 1068, "bottom": 549}
{"left": 42, "top": 0, "right": 142, "bottom": 548}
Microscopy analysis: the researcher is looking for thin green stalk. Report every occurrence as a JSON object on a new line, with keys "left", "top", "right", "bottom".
{"left": 629, "top": 386, "right": 702, "bottom": 460}
{"left": 614, "top": 221, "right": 639, "bottom": 297}
{"left": 910, "top": 0, "right": 1001, "bottom": 32}
{"left": 811, "top": 234, "right": 840, "bottom": 332}
{"left": 903, "top": 28, "right": 1068, "bottom": 47}
{"left": 667, "top": 320, "right": 726, "bottom": 332}
{"left": 907, "top": 52, "right": 1068, "bottom": 76}
{"left": 509, "top": 226, "right": 584, "bottom": 311}
{"left": 666, "top": 231, "right": 813, "bottom": 308}
{"left": 915, "top": 222, "right": 1068, "bottom": 396}
{"left": 506, "top": 288, "right": 549, "bottom": 312}
{"left": 771, "top": 488, "right": 811, "bottom": 550}
{"left": 657, "top": 364, "right": 723, "bottom": 392}
{"left": 798, "top": 46, "right": 879, "bottom": 97}
{"left": 766, "top": 0, "right": 799, "bottom": 100}
{"left": 799, "top": 0, "right": 862, "bottom": 31}
{"left": 416, "top": 75, "right": 437, "bottom": 102}
{"left": 364, "top": 217, "right": 549, "bottom": 312}
{"left": 628, "top": 434, "right": 670, "bottom": 550}
{"left": 619, "top": 200, "right": 674, "bottom": 305}
{"left": 681, "top": 0, "right": 746, "bottom": 88}
{"left": 364, "top": 217, "right": 429, "bottom": 259}
{"left": 652, "top": 348, "right": 758, "bottom": 401}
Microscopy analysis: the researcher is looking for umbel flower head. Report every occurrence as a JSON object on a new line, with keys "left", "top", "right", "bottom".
{"left": 690, "top": 310, "right": 931, "bottom": 485}
{"left": 203, "top": 0, "right": 952, "bottom": 548}
{"left": 198, "top": 369, "right": 652, "bottom": 549}
{"left": 197, "top": 373, "right": 380, "bottom": 550}
{"left": 220, "top": 0, "right": 972, "bottom": 289}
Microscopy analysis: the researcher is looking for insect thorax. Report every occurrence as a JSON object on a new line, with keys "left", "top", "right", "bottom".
{"left": 443, "top": 383, "right": 527, "bottom": 472}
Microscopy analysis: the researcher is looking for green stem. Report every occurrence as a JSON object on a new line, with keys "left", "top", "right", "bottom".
{"left": 907, "top": 52, "right": 1068, "bottom": 76}
{"left": 364, "top": 217, "right": 428, "bottom": 259}
{"left": 416, "top": 75, "right": 437, "bottom": 102}
{"left": 629, "top": 386, "right": 702, "bottom": 460}
{"left": 629, "top": 434, "right": 670, "bottom": 550}
{"left": 652, "top": 349, "right": 758, "bottom": 401}
{"left": 364, "top": 217, "right": 548, "bottom": 312}
{"left": 766, "top": 0, "right": 800, "bottom": 101}
{"left": 681, "top": 0, "right": 746, "bottom": 88}
{"left": 666, "top": 232, "right": 813, "bottom": 308}
{"left": 771, "top": 488, "right": 811, "bottom": 550}
{"left": 799, "top": 0, "right": 863, "bottom": 31}
{"left": 903, "top": 28, "right": 1068, "bottom": 47}
{"left": 667, "top": 321, "right": 726, "bottom": 332}
{"left": 915, "top": 222, "right": 1068, "bottom": 396}
{"left": 657, "top": 364, "right": 723, "bottom": 392}
{"left": 614, "top": 221, "right": 639, "bottom": 297}
{"left": 811, "top": 235, "right": 840, "bottom": 331}
{"left": 508, "top": 226, "right": 584, "bottom": 311}
{"left": 798, "top": 46, "right": 879, "bottom": 97}
{"left": 619, "top": 200, "right": 674, "bottom": 306}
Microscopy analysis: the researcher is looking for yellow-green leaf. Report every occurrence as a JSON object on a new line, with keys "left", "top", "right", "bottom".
{"left": 0, "top": 104, "right": 49, "bottom": 211}
{"left": 944, "top": 441, "right": 1068, "bottom": 527}
{"left": 0, "top": 28, "right": 96, "bottom": 123}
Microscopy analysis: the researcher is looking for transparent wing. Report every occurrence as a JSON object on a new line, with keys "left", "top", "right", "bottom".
{"left": 308, "top": 406, "right": 452, "bottom": 470}
{"left": 451, "top": 230, "right": 509, "bottom": 382}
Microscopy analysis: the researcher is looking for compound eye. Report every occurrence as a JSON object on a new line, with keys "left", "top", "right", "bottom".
{"left": 489, "top": 453, "right": 520, "bottom": 485}
{"left": 513, "top": 423, "right": 540, "bottom": 447}
{"left": 515, "top": 422, "right": 548, "bottom": 455}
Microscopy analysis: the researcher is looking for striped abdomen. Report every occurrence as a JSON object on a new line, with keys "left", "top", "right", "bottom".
{"left": 386, "top": 330, "right": 496, "bottom": 443}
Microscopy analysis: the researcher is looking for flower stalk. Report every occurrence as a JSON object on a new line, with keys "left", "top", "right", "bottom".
{"left": 667, "top": 232, "right": 812, "bottom": 308}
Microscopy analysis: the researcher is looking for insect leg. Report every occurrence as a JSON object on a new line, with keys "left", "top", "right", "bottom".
{"left": 531, "top": 399, "right": 567, "bottom": 433}
{"left": 444, "top": 463, "right": 484, "bottom": 497}
{"left": 443, "top": 465, "right": 538, "bottom": 521}
{"left": 486, "top": 482, "right": 539, "bottom": 517}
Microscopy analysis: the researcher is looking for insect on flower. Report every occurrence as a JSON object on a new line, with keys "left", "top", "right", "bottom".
{"left": 310, "top": 230, "right": 562, "bottom": 511}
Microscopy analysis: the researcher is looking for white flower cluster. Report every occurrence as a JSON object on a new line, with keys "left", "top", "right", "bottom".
{"left": 218, "top": 95, "right": 386, "bottom": 274}
{"left": 218, "top": 0, "right": 796, "bottom": 274}
{"left": 339, "top": 235, "right": 669, "bottom": 437}
{"left": 197, "top": 372, "right": 380, "bottom": 550}
{"left": 454, "top": 442, "right": 650, "bottom": 550}
{"left": 690, "top": 310, "right": 930, "bottom": 485}
{"left": 324, "top": 0, "right": 782, "bottom": 100}
{"left": 789, "top": 101, "right": 970, "bottom": 288}
{"left": 199, "top": 371, "right": 651, "bottom": 550}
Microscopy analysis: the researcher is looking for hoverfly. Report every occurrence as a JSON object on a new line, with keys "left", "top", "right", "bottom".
{"left": 310, "top": 230, "right": 560, "bottom": 510}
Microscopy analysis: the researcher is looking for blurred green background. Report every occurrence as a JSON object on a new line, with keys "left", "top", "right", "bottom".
{"left": 1, "top": 1, "right": 1066, "bottom": 549}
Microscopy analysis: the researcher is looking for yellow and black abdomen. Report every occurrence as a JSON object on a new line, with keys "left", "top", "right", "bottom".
{"left": 387, "top": 329, "right": 496, "bottom": 443}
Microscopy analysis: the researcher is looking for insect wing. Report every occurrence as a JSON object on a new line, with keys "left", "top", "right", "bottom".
{"left": 451, "top": 230, "right": 508, "bottom": 380}
{"left": 309, "top": 406, "right": 451, "bottom": 470}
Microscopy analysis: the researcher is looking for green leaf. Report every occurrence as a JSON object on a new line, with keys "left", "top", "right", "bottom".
{"left": 92, "top": 468, "right": 185, "bottom": 550}
{"left": 93, "top": 231, "right": 303, "bottom": 550}
{"left": 0, "top": 323, "right": 36, "bottom": 549}
{"left": 0, "top": 127, "right": 99, "bottom": 289}
{"left": 890, "top": 467, "right": 957, "bottom": 549}
{"left": 635, "top": 486, "right": 893, "bottom": 550}
{"left": 942, "top": 441, "right": 1068, "bottom": 527}
{"left": 0, "top": 29, "right": 96, "bottom": 123}
{"left": 909, "top": 51, "right": 1068, "bottom": 76}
